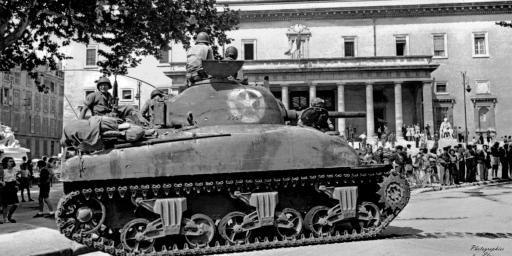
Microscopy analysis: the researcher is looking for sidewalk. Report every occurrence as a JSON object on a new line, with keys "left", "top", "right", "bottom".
{"left": 411, "top": 178, "right": 512, "bottom": 195}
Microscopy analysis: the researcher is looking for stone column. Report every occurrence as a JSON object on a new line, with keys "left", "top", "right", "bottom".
{"left": 336, "top": 82, "right": 346, "bottom": 137}
{"left": 366, "top": 83, "right": 376, "bottom": 142}
{"left": 394, "top": 82, "right": 404, "bottom": 140}
{"left": 309, "top": 83, "right": 317, "bottom": 105}
{"left": 422, "top": 81, "right": 434, "bottom": 132}
{"left": 281, "top": 85, "right": 289, "bottom": 110}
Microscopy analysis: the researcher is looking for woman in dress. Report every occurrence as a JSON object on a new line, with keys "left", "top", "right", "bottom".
{"left": 1, "top": 157, "right": 19, "bottom": 223}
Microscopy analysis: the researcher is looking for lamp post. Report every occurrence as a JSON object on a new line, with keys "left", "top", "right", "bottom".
{"left": 461, "top": 72, "right": 471, "bottom": 143}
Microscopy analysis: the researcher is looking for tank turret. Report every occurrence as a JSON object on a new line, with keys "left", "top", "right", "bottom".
{"left": 56, "top": 60, "right": 410, "bottom": 256}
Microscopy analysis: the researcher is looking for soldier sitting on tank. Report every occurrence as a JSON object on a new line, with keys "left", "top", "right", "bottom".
{"left": 79, "top": 77, "right": 150, "bottom": 127}
{"left": 298, "top": 98, "right": 334, "bottom": 132}
{"left": 141, "top": 89, "right": 166, "bottom": 123}
{"left": 186, "top": 32, "right": 214, "bottom": 87}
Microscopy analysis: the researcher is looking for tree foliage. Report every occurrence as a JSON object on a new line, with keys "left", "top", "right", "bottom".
{"left": 0, "top": 0, "right": 239, "bottom": 75}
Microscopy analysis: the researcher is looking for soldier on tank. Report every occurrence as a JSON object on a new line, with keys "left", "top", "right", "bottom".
{"left": 79, "top": 77, "right": 150, "bottom": 126}
{"left": 222, "top": 46, "right": 249, "bottom": 85}
{"left": 186, "top": 32, "right": 214, "bottom": 86}
{"left": 298, "top": 97, "right": 334, "bottom": 132}
{"left": 141, "top": 89, "right": 165, "bottom": 122}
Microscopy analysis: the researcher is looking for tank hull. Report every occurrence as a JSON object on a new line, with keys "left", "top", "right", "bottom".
{"left": 61, "top": 125, "right": 359, "bottom": 182}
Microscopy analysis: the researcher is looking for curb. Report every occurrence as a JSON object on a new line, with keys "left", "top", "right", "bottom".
{"left": 411, "top": 178, "right": 512, "bottom": 195}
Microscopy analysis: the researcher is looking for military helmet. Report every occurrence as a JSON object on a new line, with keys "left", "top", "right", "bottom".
{"left": 225, "top": 46, "right": 238, "bottom": 60}
{"left": 311, "top": 97, "right": 326, "bottom": 108}
{"left": 196, "top": 32, "right": 210, "bottom": 44}
{"left": 150, "top": 89, "right": 164, "bottom": 99}
{"left": 95, "top": 76, "right": 112, "bottom": 89}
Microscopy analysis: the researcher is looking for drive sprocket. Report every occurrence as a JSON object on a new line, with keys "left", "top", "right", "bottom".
{"left": 377, "top": 172, "right": 410, "bottom": 212}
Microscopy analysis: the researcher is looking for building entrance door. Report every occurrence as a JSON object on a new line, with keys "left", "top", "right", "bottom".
{"left": 375, "top": 107, "right": 386, "bottom": 139}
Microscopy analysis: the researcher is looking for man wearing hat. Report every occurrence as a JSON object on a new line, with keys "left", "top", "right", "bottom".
{"left": 186, "top": 31, "right": 214, "bottom": 86}
{"left": 79, "top": 76, "right": 150, "bottom": 126}
{"left": 141, "top": 89, "right": 165, "bottom": 122}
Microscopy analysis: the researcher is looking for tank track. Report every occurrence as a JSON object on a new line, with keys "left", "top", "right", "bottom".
{"left": 56, "top": 168, "right": 410, "bottom": 256}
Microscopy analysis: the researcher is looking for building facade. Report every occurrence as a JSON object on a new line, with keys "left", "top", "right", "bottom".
{"left": 0, "top": 68, "right": 64, "bottom": 158}
{"left": 62, "top": 42, "right": 174, "bottom": 127}
{"left": 163, "top": 0, "right": 512, "bottom": 141}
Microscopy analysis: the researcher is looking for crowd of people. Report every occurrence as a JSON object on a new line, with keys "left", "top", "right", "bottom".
{"left": 0, "top": 152, "right": 56, "bottom": 224}
{"left": 359, "top": 140, "right": 511, "bottom": 187}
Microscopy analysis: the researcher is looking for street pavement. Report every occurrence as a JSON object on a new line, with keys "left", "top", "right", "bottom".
{"left": 1, "top": 181, "right": 511, "bottom": 256}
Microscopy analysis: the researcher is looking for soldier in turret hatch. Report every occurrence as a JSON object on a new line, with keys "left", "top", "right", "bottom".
{"left": 298, "top": 97, "right": 334, "bottom": 132}
{"left": 223, "top": 46, "right": 249, "bottom": 85}
{"left": 79, "top": 77, "right": 150, "bottom": 126}
{"left": 141, "top": 89, "right": 165, "bottom": 123}
{"left": 186, "top": 32, "right": 214, "bottom": 86}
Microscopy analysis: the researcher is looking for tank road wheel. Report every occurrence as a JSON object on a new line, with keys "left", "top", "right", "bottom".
{"left": 276, "top": 208, "right": 304, "bottom": 240}
{"left": 56, "top": 192, "right": 106, "bottom": 235}
{"left": 304, "top": 206, "right": 334, "bottom": 237}
{"left": 218, "top": 211, "right": 251, "bottom": 245}
{"left": 184, "top": 213, "right": 216, "bottom": 248}
{"left": 120, "top": 218, "right": 155, "bottom": 253}
{"left": 357, "top": 202, "right": 381, "bottom": 229}
{"left": 377, "top": 172, "right": 411, "bottom": 213}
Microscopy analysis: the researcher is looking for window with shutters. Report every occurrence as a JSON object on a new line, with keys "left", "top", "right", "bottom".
{"left": 158, "top": 47, "right": 170, "bottom": 63}
{"left": 433, "top": 33, "right": 447, "bottom": 58}
{"left": 85, "top": 45, "right": 98, "bottom": 67}
{"left": 343, "top": 36, "right": 356, "bottom": 57}
{"left": 473, "top": 32, "right": 489, "bottom": 57}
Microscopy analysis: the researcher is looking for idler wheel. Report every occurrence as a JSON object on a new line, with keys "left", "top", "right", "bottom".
{"left": 275, "top": 208, "right": 304, "bottom": 240}
{"left": 56, "top": 192, "right": 106, "bottom": 235}
{"left": 356, "top": 202, "right": 381, "bottom": 228}
{"left": 304, "top": 206, "right": 334, "bottom": 237}
{"left": 119, "top": 218, "right": 155, "bottom": 252}
{"left": 184, "top": 213, "right": 216, "bottom": 248}
{"left": 377, "top": 172, "right": 411, "bottom": 212}
{"left": 218, "top": 211, "right": 251, "bottom": 245}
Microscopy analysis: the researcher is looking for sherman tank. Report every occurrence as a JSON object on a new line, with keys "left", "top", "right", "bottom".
{"left": 56, "top": 60, "right": 410, "bottom": 256}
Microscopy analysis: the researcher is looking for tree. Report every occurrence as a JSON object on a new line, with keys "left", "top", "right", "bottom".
{"left": 0, "top": 0, "right": 239, "bottom": 75}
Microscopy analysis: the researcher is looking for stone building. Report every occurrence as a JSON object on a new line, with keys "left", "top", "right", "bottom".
{"left": 62, "top": 42, "right": 173, "bottom": 127}
{"left": 0, "top": 68, "right": 64, "bottom": 158}
{"left": 163, "top": 0, "right": 512, "bottom": 141}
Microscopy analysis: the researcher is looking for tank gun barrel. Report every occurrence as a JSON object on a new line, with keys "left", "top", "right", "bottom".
{"left": 327, "top": 111, "right": 366, "bottom": 118}
{"left": 283, "top": 109, "right": 365, "bottom": 121}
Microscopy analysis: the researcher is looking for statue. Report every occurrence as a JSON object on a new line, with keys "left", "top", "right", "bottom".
{"left": 439, "top": 117, "right": 452, "bottom": 139}
{"left": 0, "top": 125, "right": 18, "bottom": 147}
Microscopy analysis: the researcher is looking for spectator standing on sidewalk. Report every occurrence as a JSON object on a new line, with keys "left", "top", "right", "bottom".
{"left": 1, "top": 157, "right": 19, "bottom": 223}
{"left": 476, "top": 147, "right": 487, "bottom": 181}
{"left": 438, "top": 146, "right": 451, "bottom": 186}
{"left": 490, "top": 142, "right": 500, "bottom": 179}
{"left": 26, "top": 157, "right": 33, "bottom": 187}
{"left": 34, "top": 160, "right": 54, "bottom": 218}
{"left": 465, "top": 145, "right": 477, "bottom": 182}
{"left": 499, "top": 144, "right": 508, "bottom": 179}
{"left": 18, "top": 157, "right": 33, "bottom": 202}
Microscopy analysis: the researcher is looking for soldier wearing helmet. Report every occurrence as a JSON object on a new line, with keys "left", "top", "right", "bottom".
{"left": 141, "top": 89, "right": 166, "bottom": 122}
{"left": 79, "top": 76, "right": 150, "bottom": 126}
{"left": 298, "top": 97, "right": 334, "bottom": 132}
{"left": 186, "top": 32, "right": 214, "bottom": 86}
{"left": 224, "top": 46, "right": 238, "bottom": 60}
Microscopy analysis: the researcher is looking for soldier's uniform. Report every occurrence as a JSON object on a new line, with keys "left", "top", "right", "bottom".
{"left": 186, "top": 32, "right": 214, "bottom": 86}
{"left": 298, "top": 98, "right": 334, "bottom": 132}
{"left": 141, "top": 89, "right": 165, "bottom": 122}
{"left": 81, "top": 77, "right": 149, "bottom": 126}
